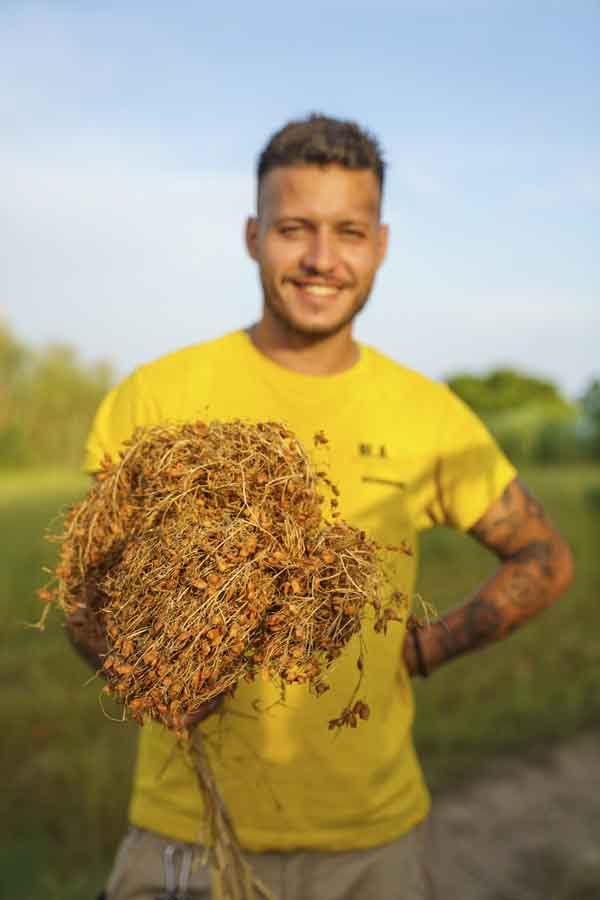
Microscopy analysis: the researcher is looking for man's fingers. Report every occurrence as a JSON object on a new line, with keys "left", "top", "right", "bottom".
{"left": 183, "top": 694, "right": 224, "bottom": 728}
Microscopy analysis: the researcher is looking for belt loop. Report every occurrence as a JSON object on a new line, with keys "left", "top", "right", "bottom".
{"left": 161, "top": 843, "right": 194, "bottom": 899}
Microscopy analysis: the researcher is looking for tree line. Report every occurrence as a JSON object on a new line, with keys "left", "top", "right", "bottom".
{"left": 447, "top": 368, "right": 600, "bottom": 466}
{"left": 0, "top": 322, "right": 113, "bottom": 469}
{"left": 1, "top": 321, "right": 598, "bottom": 469}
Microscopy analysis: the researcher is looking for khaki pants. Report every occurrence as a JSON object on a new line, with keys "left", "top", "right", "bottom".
{"left": 105, "top": 823, "right": 435, "bottom": 900}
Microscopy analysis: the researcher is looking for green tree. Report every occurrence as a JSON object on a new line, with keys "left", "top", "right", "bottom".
{"left": 20, "top": 343, "right": 113, "bottom": 466}
{"left": 0, "top": 322, "right": 30, "bottom": 463}
{"left": 580, "top": 378, "right": 600, "bottom": 460}
{"left": 581, "top": 379, "right": 600, "bottom": 426}
{"left": 445, "top": 367, "right": 585, "bottom": 466}
{"left": 446, "top": 368, "right": 568, "bottom": 417}
{"left": 0, "top": 321, "right": 113, "bottom": 468}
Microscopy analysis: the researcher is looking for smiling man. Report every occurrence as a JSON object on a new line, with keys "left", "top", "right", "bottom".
{"left": 247, "top": 161, "right": 387, "bottom": 365}
{"left": 73, "top": 114, "right": 574, "bottom": 900}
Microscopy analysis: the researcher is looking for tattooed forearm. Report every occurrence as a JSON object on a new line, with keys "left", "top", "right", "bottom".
{"left": 409, "top": 478, "right": 574, "bottom": 676}
{"left": 472, "top": 481, "right": 547, "bottom": 551}
{"left": 510, "top": 541, "right": 554, "bottom": 578}
{"left": 427, "top": 558, "right": 552, "bottom": 665}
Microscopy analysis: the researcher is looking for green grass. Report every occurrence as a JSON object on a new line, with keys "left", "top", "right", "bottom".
{"left": 2, "top": 465, "right": 600, "bottom": 898}
{"left": 1, "top": 469, "right": 137, "bottom": 900}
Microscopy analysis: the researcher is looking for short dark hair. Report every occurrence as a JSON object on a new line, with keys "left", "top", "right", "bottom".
{"left": 257, "top": 113, "right": 386, "bottom": 196}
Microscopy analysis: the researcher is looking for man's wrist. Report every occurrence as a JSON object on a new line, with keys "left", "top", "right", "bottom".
{"left": 410, "top": 627, "right": 429, "bottom": 678}
{"left": 406, "top": 617, "right": 456, "bottom": 677}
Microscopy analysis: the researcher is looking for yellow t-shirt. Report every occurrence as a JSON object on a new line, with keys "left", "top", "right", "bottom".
{"left": 85, "top": 330, "right": 516, "bottom": 852}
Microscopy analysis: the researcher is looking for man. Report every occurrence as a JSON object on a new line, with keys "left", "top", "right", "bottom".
{"left": 72, "top": 114, "right": 574, "bottom": 900}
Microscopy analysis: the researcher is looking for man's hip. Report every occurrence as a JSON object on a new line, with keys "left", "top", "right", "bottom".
{"left": 104, "top": 821, "right": 435, "bottom": 900}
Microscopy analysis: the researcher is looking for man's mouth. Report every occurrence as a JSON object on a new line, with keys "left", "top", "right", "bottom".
{"left": 300, "top": 284, "right": 339, "bottom": 297}
{"left": 289, "top": 280, "right": 345, "bottom": 298}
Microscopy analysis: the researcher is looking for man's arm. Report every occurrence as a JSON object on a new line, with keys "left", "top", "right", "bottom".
{"left": 403, "top": 477, "right": 575, "bottom": 677}
{"left": 65, "top": 595, "right": 108, "bottom": 672}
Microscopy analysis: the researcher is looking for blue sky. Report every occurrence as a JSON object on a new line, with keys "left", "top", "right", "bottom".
{"left": 2, "top": 1, "right": 599, "bottom": 397}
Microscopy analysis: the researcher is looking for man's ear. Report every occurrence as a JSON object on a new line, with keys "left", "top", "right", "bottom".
{"left": 377, "top": 223, "right": 389, "bottom": 266}
{"left": 245, "top": 217, "right": 259, "bottom": 261}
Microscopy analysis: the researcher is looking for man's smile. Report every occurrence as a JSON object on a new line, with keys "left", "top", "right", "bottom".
{"left": 299, "top": 284, "right": 339, "bottom": 297}
{"left": 286, "top": 279, "right": 349, "bottom": 301}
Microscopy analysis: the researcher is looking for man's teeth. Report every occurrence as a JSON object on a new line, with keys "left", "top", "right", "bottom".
{"left": 301, "top": 285, "right": 339, "bottom": 296}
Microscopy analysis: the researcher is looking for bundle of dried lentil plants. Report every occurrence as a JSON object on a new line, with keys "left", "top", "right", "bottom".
{"left": 38, "top": 419, "right": 409, "bottom": 900}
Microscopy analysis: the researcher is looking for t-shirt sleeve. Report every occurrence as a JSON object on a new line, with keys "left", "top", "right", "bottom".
{"left": 425, "top": 386, "right": 517, "bottom": 532}
{"left": 83, "top": 368, "right": 158, "bottom": 473}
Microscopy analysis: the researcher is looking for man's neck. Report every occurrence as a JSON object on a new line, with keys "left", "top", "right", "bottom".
{"left": 247, "top": 320, "right": 360, "bottom": 376}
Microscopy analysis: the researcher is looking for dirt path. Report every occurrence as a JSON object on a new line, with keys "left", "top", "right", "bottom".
{"left": 427, "top": 731, "right": 600, "bottom": 900}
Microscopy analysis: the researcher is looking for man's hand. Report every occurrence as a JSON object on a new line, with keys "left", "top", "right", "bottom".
{"left": 65, "top": 602, "right": 108, "bottom": 672}
{"left": 183, "top": 694, "right": 225, "bottom": 729}
{"left": 65, "top": 604, "right": 226, "bottom": 726}
{"left": 404, "top": 477, "right": 574, "bottom": 677}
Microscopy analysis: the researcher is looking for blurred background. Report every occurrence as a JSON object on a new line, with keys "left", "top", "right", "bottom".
{"left": 2, "top": 2, "right": 599, "bottom": 898}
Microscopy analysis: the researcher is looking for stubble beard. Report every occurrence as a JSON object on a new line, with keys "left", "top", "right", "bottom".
{"left": 260, "top": 273, "right": 375, "bottom": 342}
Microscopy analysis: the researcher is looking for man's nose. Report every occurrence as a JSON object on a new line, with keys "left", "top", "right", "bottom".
{"left": 302, "top": 231, "right": 337, "bottom": 272}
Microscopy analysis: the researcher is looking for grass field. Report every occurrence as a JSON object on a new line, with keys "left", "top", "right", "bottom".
{"left": 2, "top": 465, "right": 600, "bottom": 899}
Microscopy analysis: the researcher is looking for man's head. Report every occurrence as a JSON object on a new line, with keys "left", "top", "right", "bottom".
{"left": 246, "top": 114, "right": 389, "bottom": 342}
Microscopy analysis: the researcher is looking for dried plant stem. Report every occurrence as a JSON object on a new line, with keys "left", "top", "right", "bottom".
{"left": 190, "top": 731, "right": 276, "bottom": 900}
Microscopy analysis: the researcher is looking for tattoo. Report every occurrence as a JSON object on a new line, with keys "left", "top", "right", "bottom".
{"left": 418, "top": 478, "right": 573, "bottom": 672}
{"left": 473, "top": 481, "right": 550, "bottom": 546}
{"left": 503, "top": 565, "right": 537, "bottom": 611}
{"left": 520, "top": 484, "right": 547, "bottom": 522}
{"left": 511, "top": 540, "right": 554, "bottom": 579}
{"left": 470, "top": 484, "right": 512, "bottom": 539}
{"left": 466, "top": 598, "right": 503, "bottom": 643}
{"left": 433, "top": 598, "right": 503, "bottom": 659}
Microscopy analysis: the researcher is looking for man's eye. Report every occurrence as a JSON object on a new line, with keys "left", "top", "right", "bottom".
{"left": 280, "top": 225, "right": 303, "bottom": 236}
{"left": 342, "top": 229, "right": 365, "bottom": 239}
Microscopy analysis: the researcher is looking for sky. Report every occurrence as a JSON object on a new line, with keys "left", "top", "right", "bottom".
{"left": 2, "top": 1, "right": 599, "bottom": 398}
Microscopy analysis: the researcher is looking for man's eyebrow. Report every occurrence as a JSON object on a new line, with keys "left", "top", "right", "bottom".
{"left": 273, "top": 216, "right": 372, "bottom": 228}
{"left": 274, "top": 216, "right": 313, "bottom": 226}
{"left": 337, "top": 219, "right": 370, "bottom": 229}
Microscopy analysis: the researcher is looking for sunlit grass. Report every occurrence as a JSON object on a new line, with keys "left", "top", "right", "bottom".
{"left": 2, "top": 470, "right": 136, "bottom": 900}
{"left": 0, "top": 467, "right": 88, "bottom": 506}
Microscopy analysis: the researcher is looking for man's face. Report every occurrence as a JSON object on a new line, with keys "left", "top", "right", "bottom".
{"left": 245, "top": 165, "right": 388, "bottom": 340}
